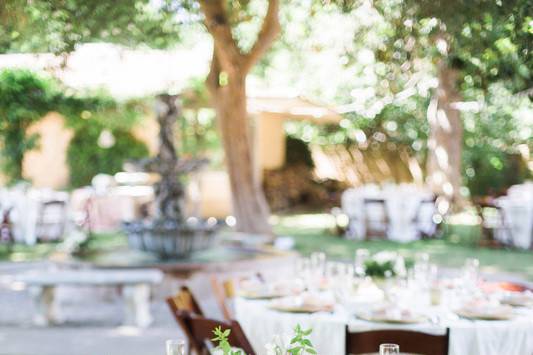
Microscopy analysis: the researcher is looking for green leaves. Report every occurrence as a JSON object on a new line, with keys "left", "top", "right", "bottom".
{"left": 287, "top": 324, "right": 317, "bottom": 355}
{"left": 1, "top": 0, "right": 183, "bottom": 54}
{"left": 212, "top": 326, "right": 243, "bottom": 355}
{"left": 212, "top": 324, "right": 317, "bottom": 355}
{"left": 0, "top": 69, "right": 57, "bottom": 181}
{"left": 0, "top": 68, "right": 149, "bottom": 185}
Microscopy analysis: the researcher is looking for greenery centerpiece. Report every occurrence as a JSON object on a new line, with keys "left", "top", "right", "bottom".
{"left": 363, "top": 251, "right": 413, "bottom": 279}
{"left": 213, "top": 324, "right": 317, "bottom": 355}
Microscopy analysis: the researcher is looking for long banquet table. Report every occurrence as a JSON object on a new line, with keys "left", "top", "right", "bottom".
{"left": 235, "top": 297, "right": 533, "bottom": 355}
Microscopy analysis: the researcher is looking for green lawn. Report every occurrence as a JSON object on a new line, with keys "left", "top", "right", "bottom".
{"left": 274, "top": 214, "right": 533, "bottom": 281}
{"left": 2, "top": 213, "right": 533, "bottom": 281}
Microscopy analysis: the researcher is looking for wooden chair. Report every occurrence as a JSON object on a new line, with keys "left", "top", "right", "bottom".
{"left": 166, "top": 286, "right": 205, "bottom": 318}
{"left": 210, "top": 273, "right": 265, "bottom": 320}
{"left": 413, "top": 195, "right": 440, "bottom": 239}
{"left": 175, "top": 310, "right": 256, "bottom": 355}
{"left": 474, "top": 198, "right": 513, "bottom": 248}
{"left": 346, "top": 328, "right": 450, "bottom": 355}
{"left": 363, "top": 198, "right": 389, "bottom": 240}
{"left": 35, "top": 199, "right": 68, "bottom": 242}
{"left": 0, "top": 207, "right": 15, "bottom": 248}
{"left": 210, "top": 275, "right": 236, "bottom": 320}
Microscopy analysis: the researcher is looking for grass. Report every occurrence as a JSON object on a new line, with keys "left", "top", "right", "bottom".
{"left": 0, "top": 242, "right": 60, "bottom": 262}
{"left": 2, "top": 213, "right": 533, "bottom": 281}
{"left": 274, "top": 214, "right": 533, "bottom": 281}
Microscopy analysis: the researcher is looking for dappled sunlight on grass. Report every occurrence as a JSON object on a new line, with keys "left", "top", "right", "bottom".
{"left": 0, "top": 242, "right": 60, "bottom": 262}
{"left": 275, "top": 213, "right": 336, "bottom": 231}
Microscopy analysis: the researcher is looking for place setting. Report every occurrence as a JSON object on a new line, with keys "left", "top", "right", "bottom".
{"left": 236, "top": 278, "right": 305, "bottom": 300}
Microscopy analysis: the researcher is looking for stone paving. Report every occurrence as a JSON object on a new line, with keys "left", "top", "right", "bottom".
{"left": 0, "top": 262, "right": 225, "bottom": 355}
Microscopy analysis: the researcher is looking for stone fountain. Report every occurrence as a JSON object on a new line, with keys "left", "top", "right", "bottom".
{"left": 123, "top": 94, "right": 215, "bottom": 259}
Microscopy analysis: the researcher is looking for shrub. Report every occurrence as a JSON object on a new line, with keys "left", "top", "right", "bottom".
{"left": 0, "top": 69, "right": 58, "bottom": 182}
{"left": 67, "top": 126, "right": 148, "bottom": 187}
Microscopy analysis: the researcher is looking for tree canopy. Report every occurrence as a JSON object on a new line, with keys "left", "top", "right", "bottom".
{"left": 1, "top": 0, "right": 531, "bottom": 200}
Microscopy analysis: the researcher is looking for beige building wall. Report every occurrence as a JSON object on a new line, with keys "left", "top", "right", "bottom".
{"left": 255, "top": 112, "right": 286, "bottom": 171}
{"left": 22, "top": 113, "right": 73, "bottom": 189}
{"left": 14, "top": 112, "right": 285, "bottom": 219}
{"left": 131, "top": 114, "right": 159, "bottom": 156}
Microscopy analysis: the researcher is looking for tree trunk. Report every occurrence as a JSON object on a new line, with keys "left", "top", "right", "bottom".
{"left": 199, "top": 0, "right": 280, "bottom": 235}
{"left": 426, "top": 62, "right": 463, "bottom": 207}
{"left": 210, "top": 70, "right": 272, "bottom": 234}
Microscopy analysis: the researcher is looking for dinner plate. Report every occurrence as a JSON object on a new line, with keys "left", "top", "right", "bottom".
{"left": 500, "top": 294, "right": 533, "bottom": 308}
{"left": 238, "top": 290, "right": 292, "bottom": 300}
{"left": 455, "top": 308, "right": 513, "bottom": 320}
{"left": 356, "top": 312, "right": 428, "bottom": 324}
{"left": 269, "top": 303, "right": 334, "bottom": 313}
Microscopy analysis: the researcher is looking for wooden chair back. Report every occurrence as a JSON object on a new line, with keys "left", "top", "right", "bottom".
{"left": 176, "top": 310, "right": 256, "bottom": 355}
{"left": 363, "top": 198, "right": 389, "bottom": 240}
{"left": 346, "top": 328, "right": 450, "bottom": 355}
{"left": 413, "top": 195, "right": 440, "bottom": 239}
{"left": 474, "top": 198, "right": 513, "bottom": 247}
{"left": 210, "top": 275, "right": 235, "bottom": 320}
{"left": 210, "top": 273, "right": 265, "bottom": 321}
{"left": 166, "top": 286, "right": 204, "bottom": 317}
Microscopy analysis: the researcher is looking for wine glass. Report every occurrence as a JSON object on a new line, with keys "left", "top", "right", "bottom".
{"left": 166, "top": 339, "right": 186, "bottom": 355}
{"left": 462, "top": 258, "right": 480, "bottom": 285}
{"left": 354, "top": 248, "right": 369, "bottom": 277}
{"left": 310, "top": 252, "right": 326, "bottom": 275}
{"left": 379, "top": 343, "right": 400, "bottom": 355}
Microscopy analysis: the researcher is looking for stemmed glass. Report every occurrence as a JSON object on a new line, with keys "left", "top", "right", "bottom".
{"left": 379, "top": 343, "right": 400, "bottom": 354}
{"left": 354, "top": 248, "right": 369, "bottom": 277}
{"left": 310, "top": 252, "right": 326, "bottom": 276}
{"left": 166, "top": 339, "right": 186, "bottom": 355}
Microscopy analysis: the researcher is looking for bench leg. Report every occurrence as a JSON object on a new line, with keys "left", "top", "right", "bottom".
{"left": 123, "top": 283, "right": 152, "bottom": 328}
{"left": 30, "top": 286, "right": 56, "bottom": 326}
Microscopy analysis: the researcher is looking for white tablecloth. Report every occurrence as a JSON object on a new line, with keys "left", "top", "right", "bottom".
{"left": 235, "top": 298, "right": 533, "bottom": 355}
{"left": 341, "top": 184, "right": 435, "bottom": 242}
{"left": 0, "top": 187, "right": 69, "bottom": 245}
{"left": 495, "top": 183, "right": 533, "bottom": 249}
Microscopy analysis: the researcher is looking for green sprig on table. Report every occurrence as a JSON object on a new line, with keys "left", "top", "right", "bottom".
{"left": 212, "top": 326, "right": 243, "bottom": 355}
{"left": 287, "top": 324, "right": 317, "bottom": 355}
{"left": 212, "top": 324, "right": 317, "bottom": 355}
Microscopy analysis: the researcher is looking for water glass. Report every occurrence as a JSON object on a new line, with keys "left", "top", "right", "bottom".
{"left": 295, "top": 257, "right": 311, "bottom": 277}
{"left": 379, "top": 343, "right": 400, "bottom": 354}
{"left": 354, "top": 248, "right": 370, "bottom": 276}
{"left": 462, "top": 258, "right": 480, "bottom": 285}
{"left": 310, "top": 252, "right": 326, "bottom": 275}
{"left": 415, "top": 252, "right": 430, "bottom": 265}
{"left": 166, "top": 339, "right": 186, "bottom": 355}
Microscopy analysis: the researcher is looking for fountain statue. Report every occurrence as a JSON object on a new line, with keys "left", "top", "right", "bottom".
{"left": 123, "top": 94, "right": 215, "bottom": 259}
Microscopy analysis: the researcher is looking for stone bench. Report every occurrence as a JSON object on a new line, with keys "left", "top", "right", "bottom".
{"left": 15, "top": 268, "right": 164, "bottom": 328}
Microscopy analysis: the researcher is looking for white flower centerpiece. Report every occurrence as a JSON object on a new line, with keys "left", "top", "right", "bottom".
{"left": 364, "top": 251, "right": 409, "bottom": 280}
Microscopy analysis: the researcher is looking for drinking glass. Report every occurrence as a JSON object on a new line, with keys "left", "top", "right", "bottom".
{"left": 354, "top": 248, "right": 370, "bottom": 277}
{"left": 415, "top": 252, "right": 430, "bottom": 265}
{"left": 310, "top": 252, "right": 326, "bottom": 276}
{"left": 463, "top": 258, "right": 480, "bottom": 284}
{"left": 166, "top": 339, "right": 186, "bottom": 355}
{"left": 295, "top": 257, "right": 311, "bottom": 277}
{"left": 379, "top": 343, "right": 400, "bottom": 355}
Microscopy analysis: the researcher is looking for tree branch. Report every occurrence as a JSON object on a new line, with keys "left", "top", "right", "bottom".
{"left": 243, "top": 0, "right": 281, "bottom": 72}
{"left": 206, "top": 43, "right": 221, "bottom": 93}
{"left": 199, "top": 0, "right": 243, "bottom": 71}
